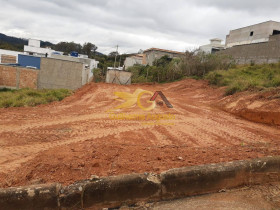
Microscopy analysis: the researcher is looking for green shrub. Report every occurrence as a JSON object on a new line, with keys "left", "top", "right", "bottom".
{"left": 205, "top": 71, "right": 223, "bottom": 85}
{"left": 0, "top": 88, "right": 72, "bottom": 108}
{"left": 205, "top": 63, "right": 280, "bottom": 95}
{"left": 128, "top": 51, "right": 233, "bottom": 84}
{"left": 93, "top": 68, "right": 105, "bottom": 83}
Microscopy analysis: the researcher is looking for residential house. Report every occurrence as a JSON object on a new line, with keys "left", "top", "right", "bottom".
{"left": 225, "top": 20, "right": 280, "bottom": 48}
{"left": 199, "top": 38, "right": 225, "bottom": 54}
{"left": 143, "top": 48, "right": 185, "bottom": 66}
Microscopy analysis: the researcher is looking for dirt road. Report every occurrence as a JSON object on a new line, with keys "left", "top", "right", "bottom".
{"left": 0, "top": 79, "right": 280, "bottom": 187}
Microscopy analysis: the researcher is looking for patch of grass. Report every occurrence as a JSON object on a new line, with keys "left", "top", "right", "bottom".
{"left": 0, "top": 88, "right": 72, "bottom": 108}
{"left": 205, "top": 63, "right": 280, "bottom": 95}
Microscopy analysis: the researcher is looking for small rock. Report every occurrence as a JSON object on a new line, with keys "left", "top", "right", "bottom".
{"left": 78, "top": 162, "right": 85, "bottom": 167}
{"left": 178, "top": 156, "right": 183, "bottom": 160}
{"left": 28, "top": 178, "right": 43, "bottom": 185}
{"left": 90, "top": 175, "right": 100, "bottom": 181}
{"left": 92, "top": 162, "right": 100, "bottom": 167}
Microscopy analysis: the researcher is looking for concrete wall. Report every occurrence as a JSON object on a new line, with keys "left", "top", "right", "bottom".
{"left": 51, "top": 54, "right": 98, "bottom": 79}
{"left": 0, "top": 65, "right": 38, "bottom": 89}
{"left": 226, "top": 21, "right": 280, "bottom": 48}
{"left": 219, "top": 34, "right": 280, "bottom": 64}
{"left": 144, "top": 50, "right": 185, "bottom": 66}
{"left": 38, "top": 57, "right": 84, "bottom": 90}
{"left": 106, "top": 70, "right": 132, "bottom": 85}
{"left": 124, "top": 56, "right": 143, "bottom": 68}
{"left": 82, "top": 65, "right": 92, "bottom": 86}
{"left": 51, "top": 54, "right": 98, "bottom": 69}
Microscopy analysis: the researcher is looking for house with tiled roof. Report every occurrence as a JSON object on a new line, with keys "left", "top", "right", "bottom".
{"left": 143, "top": 48, "right": 185, "bottom": 66}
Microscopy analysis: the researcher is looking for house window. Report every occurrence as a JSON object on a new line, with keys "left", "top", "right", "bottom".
{"left": 250, "top": 31, "right": 254, "bottom": 36}
{"left": 273, "top": 30, "right": 280, "bottom": 35}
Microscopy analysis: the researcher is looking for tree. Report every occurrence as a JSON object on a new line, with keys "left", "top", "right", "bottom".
{"left": 82, "top": 42, "right": 98, "bottom": 58}
{"left": 54, "top": 42, "right": 82, "bottom": 55}
{"left": 108, "top": 51, "right": 119, "bottom": 58}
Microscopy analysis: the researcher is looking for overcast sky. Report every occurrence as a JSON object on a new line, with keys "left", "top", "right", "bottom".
{"left": 1, "top": 0, "right": 280, "bottom": 54}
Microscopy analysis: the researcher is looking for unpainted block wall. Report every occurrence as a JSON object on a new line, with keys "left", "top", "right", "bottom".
{"left": 1, "top": 55, "right": 17, "bottom": 64}
{"left": 0, "top": 65, "right": 38, "bottom": 89}
{"left": 38, "top": 58, "right": 84, "bottom": 90}
{"left": 220, "top": 34, "right": 280, "bottom": 64}
{"left": 106, "top": 70, "right": 132, "bottom": 85}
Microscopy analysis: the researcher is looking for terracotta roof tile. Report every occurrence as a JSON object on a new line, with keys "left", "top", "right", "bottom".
{"left": 143, "top": 48, "right": 185, "bottom": 55}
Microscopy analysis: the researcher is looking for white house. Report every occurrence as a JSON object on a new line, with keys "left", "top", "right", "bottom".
{"left": 124, "top": 54, "right": 144, "bottom": 68}
{"left": 199, "top": 38, "right": 225, "bottom": 54}
{"left": 24, "top": 39, "right": 63, "bottom": 57}
{"left": 225, "top": 20, "right": 280, "bottom": 48}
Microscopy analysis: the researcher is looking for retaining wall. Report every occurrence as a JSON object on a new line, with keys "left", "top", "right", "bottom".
{"left": 219, "top": 34, "right": 280, "bottom": 64}
{"left": 0, "top": 156, "right": 280, "bottom": 210}
{"left": 0, "top": 65, "right": 38, "bottom": 89}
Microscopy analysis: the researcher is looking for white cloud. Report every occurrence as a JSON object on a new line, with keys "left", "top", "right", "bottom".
{"left": 0, "top": 0, "right": 280, "bottom": 54}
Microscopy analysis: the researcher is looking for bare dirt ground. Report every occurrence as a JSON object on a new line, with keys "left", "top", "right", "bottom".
{"left": 0, "top": 79, "right": 280, "bottom": 187}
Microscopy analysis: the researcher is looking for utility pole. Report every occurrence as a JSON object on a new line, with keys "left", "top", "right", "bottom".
{"left": 118, "top": 54, "right": 121, "bottom": 68}
{"left": 113, "top": 45, "right": 118, "bottom": 69}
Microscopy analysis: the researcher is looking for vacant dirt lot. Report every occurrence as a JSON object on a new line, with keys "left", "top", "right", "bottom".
{"left": 0, "top": 79, "right": 280, "bottom": 187}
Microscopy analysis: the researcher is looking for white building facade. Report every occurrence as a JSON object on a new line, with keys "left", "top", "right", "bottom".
{"left": 199, "top": 38, "right": 225, "bottom": 54}
{"left": 124, "top": 54, "right": 144, "bottom": 68}
{"left": 24, "top": 39, "right": 63, "bottom": 57}
{"left": 226, "top": 21, "right": 280, "bottom": 48}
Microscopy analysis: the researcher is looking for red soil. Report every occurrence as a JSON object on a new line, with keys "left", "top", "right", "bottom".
{"left": 0, "top": 79, "right": 280, "bottom": 187}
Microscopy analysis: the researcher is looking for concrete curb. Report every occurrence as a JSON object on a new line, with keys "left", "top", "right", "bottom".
{"left": 1, "top": 156, "right": 280, "bottom": 210}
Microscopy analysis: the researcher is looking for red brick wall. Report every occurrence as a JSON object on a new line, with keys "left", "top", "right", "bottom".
{"left": 0, "top": 65, "right": 17, "bottom": 87}
{"left": 0, "top": 65, "right": 38, "bottom": 89}
{"left": 1, "top": 55, "right": 17, "bottom": 64}
{"left": 19, "top": 69, "right": 38, "bottom": 89}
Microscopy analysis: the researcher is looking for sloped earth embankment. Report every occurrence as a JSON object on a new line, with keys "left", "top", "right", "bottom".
{"left": 218, "top": 88, "right": 280, "bottom": 126}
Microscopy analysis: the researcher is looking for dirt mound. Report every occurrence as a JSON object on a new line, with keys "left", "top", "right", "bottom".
{"left": 1, "top": 79, "right": 280, "bottom": 188}
{"left": 218, "top": 88, "right": 280, "bottom": 126}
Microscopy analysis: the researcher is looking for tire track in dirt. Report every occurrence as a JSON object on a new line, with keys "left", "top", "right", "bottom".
{"left": 0, "top": 122, "right": 160, "bottom": 173}
{"left": 1, "top": 79, "right": 280, "bottom": 186}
